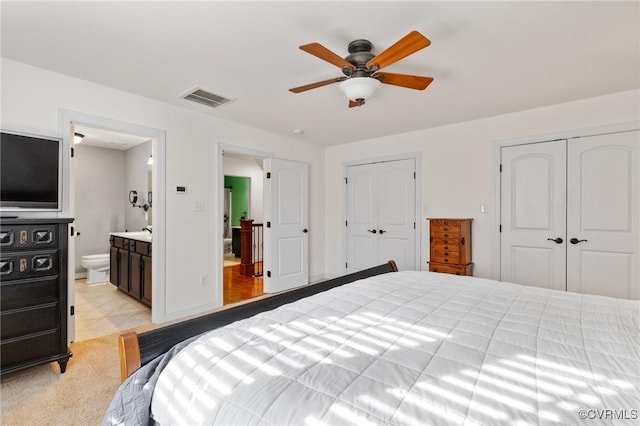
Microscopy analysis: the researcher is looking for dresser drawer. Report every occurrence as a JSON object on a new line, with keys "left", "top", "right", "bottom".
{"left": 0, "top": 249, "right": 59, "bottom": 280}
{"left": 431, "top": 250, "right": 462, "bottom": 264}
{"left": 0, "top": 225, "right": 58, "bottom": 250}
{"left": 0, "top": 276, "right": 59, "bottom": 310}
{"left": 0, "top": 330, "right": 61, "bottom": 368}
{"left": 1, "top": 303, "right": 58, "bottom": 339}
{"left": 429, "top": 262, "right": 473, "bottom": 276}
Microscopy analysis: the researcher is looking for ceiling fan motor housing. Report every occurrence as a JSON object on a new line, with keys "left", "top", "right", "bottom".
{"left": 344, "top": 39, "right": 376, "bottom": 76}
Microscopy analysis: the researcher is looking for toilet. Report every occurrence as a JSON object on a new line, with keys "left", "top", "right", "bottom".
{"left": 81, "top": 253, "right": 110, "bottom": 284}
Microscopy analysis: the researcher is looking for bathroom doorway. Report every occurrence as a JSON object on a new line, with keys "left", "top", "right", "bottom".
{"left": 221, "top": 151, "right": 266, "bottom": 305}
{"left": 69, "top": 124, "right": 153, "bottom": 341}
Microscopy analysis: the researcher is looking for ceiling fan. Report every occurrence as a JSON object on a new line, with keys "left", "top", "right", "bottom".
{"left": 289, "top": 31, "right": 433, "bottom": 108}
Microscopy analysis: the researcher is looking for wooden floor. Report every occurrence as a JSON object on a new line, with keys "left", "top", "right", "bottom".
{"left": 223, "top": 263, "right": 264, "bottom": 305}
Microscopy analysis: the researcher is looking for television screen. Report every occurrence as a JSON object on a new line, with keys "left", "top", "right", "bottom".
{"left": 0, "top": 130, "right": 62, "bottom": 211}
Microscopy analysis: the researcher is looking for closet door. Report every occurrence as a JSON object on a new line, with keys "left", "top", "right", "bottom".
{"left": 346, "top": 159, "right": 416, "bottom": 272}
{"left": 377, "top": 159, "right": 416, "bottom": 270}
{"left": 500, "top": 141, "right": 567, "bottom": 290}
{"left": 346, "top": 163, "right": 378, "bottom": 271}
{"left": 567, "top": 131, "right": 639, "bottom": 299}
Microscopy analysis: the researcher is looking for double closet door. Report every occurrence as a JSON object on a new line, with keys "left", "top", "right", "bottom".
{"left": 346, "top": 158, "right": 416, "bottom": 272}
{"left": 500, "top": 130, "right": 639, "bottom": 299}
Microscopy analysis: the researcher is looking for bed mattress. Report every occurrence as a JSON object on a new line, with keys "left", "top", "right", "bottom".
{"left": 151, "top": 271, "right": 639, "bottom": 425}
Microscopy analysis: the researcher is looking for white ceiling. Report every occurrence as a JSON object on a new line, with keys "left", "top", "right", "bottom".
{"left": 2, "top": 1, "right": 639, "bottom": 147}
{"left": 73, "top": 125, "right": 151, "bottom": 150}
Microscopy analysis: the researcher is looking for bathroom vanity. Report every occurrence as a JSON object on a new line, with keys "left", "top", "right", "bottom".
{"left": 109, "top": 232, "right": 151, "bottom": 307}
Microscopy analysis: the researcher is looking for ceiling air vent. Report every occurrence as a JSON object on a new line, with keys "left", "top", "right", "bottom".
{"left": 182, "top": 88, "right": 233, "bottom": 109}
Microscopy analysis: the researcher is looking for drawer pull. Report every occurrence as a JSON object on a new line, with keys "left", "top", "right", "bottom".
{"left": 0, "top": 231, "right": 14, "bottom": 246}
{"left": 444, "top": 246, "right": 448, "bottom": 250}
{"left": 0, "top": 259, "right": 13, "bottom": 275}
{"left": 443, "top": 227, "right": 448, "bottom": 231}
{"left": 32, "top": 256, "right": 53, "bottom": 271}
{"left": 34, "top": 229, "right": 53, "bottom": 244}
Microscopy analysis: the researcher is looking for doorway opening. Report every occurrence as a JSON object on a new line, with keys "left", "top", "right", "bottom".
{"left": 222, "top": 151, "right": 266, "bottom": 305}
{"left": 71, "top": 124, "right": 153, "bottom": 341}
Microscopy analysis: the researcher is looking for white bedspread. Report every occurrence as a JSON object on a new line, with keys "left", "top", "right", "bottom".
{"left": 151, "top": 271, "right": 640, "bottom": 425}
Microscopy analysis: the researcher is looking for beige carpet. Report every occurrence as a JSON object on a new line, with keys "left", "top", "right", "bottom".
{"left": 1, "top": 325, "right": 153, "bottom": 425}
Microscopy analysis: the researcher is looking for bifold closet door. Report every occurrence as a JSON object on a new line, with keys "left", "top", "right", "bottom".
{"left": 346, "top": 159, "right": 416, "bottom": 272}
{"left": 500, "top": 140, "right": 567, "bottom": 291}
{"left": 566, "top": 131, "right": 639, "bottom": 299}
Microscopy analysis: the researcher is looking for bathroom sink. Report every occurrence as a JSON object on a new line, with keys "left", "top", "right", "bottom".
{"left": 110, "top": 231, "right": 152, "bottom": 242}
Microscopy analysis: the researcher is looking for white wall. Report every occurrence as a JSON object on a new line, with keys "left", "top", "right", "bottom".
{"left": 1, "top": 58, "right": 325, "bottom": 322}
{"left": 223, "top": 155, "right": 264, "bottom": 223}
{"left": 324, "top": 89, "right": 640, "bottom": 279}
{"left": 73, "top": 145, "right": 126, "bottom": 274}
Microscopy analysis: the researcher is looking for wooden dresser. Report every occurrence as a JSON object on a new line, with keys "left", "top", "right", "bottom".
{"left": 0, "top": 218, "right": 73, "bottom": 375}
{"left": 427, "top": 218, "right": 473, "bottom": 276}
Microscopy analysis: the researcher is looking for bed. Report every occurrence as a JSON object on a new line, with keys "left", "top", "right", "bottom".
{"left": 104, "top": 261, "right": 640, "bottom": 425}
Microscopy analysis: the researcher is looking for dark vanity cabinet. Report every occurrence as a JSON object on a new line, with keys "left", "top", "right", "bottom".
{"left": 0, "top": 218, "right": 73, "bottom": 375}
{"left": 109, "top": 235, "right": 151, "bottom": 307}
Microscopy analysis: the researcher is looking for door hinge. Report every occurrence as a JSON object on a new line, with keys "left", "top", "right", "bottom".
{"left": 345, "top": 220, "right": 348, "bottom": 227}
{"left": 413, "top": 171, "right": 416, "bottom": 179}
{"left": 70, "top": 147, "right": 74, "bottom": 158}
{"left": 266, "top": 221, "right": 271, "bottom": 228}
{"left": 345, "top": 262, "right": 348, "bottom": 269}
{"left": 266, "top": 172, "right": 271, "bottom": 179}
{"left": 414, "top": 222, "right": 416, "bottom": 229}
{"left": 267, "top": 271, "right": 271, "bottom": 277}
{"left": 70, "top": 305, "right": 75, "bottom": 316}
{"left": 499, "top": 224, "right": 502, "bottom": 232}
{"left": 70, "top": 226, "right": 75, "bottom": 236}
{"left": 344, "top": 177, "right": 348, "bottom": 184}
{"left": 499, "top": 164, "right": 502, "bottom": 173}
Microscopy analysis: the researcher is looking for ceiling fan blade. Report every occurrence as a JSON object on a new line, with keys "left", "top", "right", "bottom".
{"left": 299, "top": 43, "right": 356, "bottom": 70}
{"left": 289, "top": 77, "right": 346, "bottom": 93}
{"left": 366, "top": 31, "right": 431, "bottom": 71}
{"left": 349, "top": 99, "right": 365, "bottom": 108}
{"left": 374, "top": 72, "right": 434, "bottom": 90}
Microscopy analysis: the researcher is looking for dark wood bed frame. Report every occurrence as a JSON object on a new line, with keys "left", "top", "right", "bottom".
{"left": 118, "top": 260, "right": 398, "bottom": 381}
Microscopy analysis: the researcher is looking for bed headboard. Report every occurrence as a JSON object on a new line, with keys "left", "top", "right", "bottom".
{"left": 119, "top": 260, "right": 398, "bottom": 381}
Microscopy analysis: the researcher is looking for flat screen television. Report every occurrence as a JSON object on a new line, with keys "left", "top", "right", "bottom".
{"left": 0, "top": 130, "right": 63, "bottom": 211}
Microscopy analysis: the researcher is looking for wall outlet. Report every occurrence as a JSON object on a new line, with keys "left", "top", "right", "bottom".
{"left": 200, "top": 275, "right": 208, "bottom": 286}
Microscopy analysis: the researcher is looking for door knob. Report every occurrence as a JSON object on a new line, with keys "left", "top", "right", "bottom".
{"left": 379, "top": 230, "right": 386, "bottom": 234}
{"left": 547, "top": 237, "right": 563, "bottom": 244}
{"left": 303, "top": 229, "right": 308, "bottom": 233}
{"left": 570, "top": 238, "right": 588, "bottom": 244}
{"left": 367, "top": 229, "right": 377, "bottom": 234}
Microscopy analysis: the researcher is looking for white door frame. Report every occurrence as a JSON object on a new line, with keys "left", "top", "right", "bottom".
{"left": 342, "top": 152, "right": 421, "bottom": 273}
{"left": 491, "top": 120, "right": 640, "bottom": 281}
{"left": 216, "top": 143, "right": 273, "bottom": 306}
{"left": 58, "top": 110, "right": 167, "bottom": 333}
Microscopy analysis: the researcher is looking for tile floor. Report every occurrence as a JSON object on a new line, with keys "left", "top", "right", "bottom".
{"left": 74, "top": 279, "right": 151, "bottom": 342}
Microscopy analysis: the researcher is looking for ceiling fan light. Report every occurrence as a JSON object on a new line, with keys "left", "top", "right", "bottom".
{"left": 339, "top": 77, "right": 381, "bottom": 101}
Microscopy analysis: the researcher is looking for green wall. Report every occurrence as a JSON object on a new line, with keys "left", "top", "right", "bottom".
{"left": 224, "top": 175, "right": 250, "bottom": 226}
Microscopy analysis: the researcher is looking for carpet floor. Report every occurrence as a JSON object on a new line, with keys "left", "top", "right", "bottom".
{"left": 1, "top": 325, "right": 152, "bottom": 425}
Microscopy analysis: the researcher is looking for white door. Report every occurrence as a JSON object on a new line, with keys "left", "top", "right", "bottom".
{"left": 263, "top": 159, "right": 309, "bottom": 293}
{"left": 567, "top": 131, "right": 639, "bottom": 299}
{"left": 346, "top": 158, "right": 416, "bottom": 272}
{"left": 501, "top": 130, "right": 640, "bottom": 299}
{"left": 500, "top": 141, "right": 567, "bottom": 290}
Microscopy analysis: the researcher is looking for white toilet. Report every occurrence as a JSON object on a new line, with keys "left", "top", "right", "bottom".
{"left": 81, "top": 253, "right": 110, "bottom": 284}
